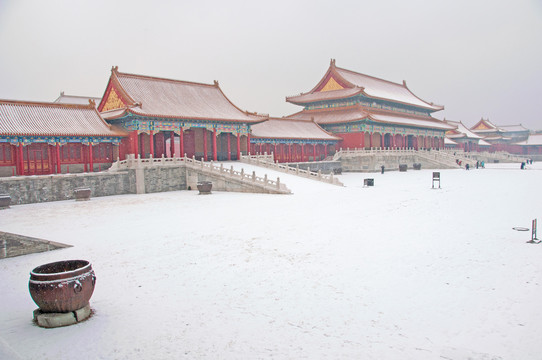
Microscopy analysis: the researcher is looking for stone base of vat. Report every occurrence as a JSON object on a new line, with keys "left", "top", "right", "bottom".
{"left": 33, "top": 304, "right": 91, "bottom": 328}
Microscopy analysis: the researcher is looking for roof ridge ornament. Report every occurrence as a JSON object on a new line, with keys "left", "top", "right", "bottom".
{"left": 112, "top": 66, "right": 119, "bottom": 72}
{"left": 330, "top": 59, "right": 336, "bottom": 66}
{"left": 214, "top": 80, "right": 219, "bottom": 87}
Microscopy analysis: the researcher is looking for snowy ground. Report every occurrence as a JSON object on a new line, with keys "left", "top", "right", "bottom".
{"left": 1, "top": 162, "right": 541, "bottom": 359}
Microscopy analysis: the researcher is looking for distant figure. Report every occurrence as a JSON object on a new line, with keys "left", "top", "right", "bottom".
{"left": 521, "top": 162, "right": 525, "bottom": 170}
{"left": 466, "top": 163, "right": 470, "bottom": 170}
{"left": 481, "top": 161, "right": 485, "bottom": 168}
{"left": 381, "top": 165, "right": 385, "bottom": 174}
{"left": 476, "top": 161, "right": 479, "bottom": 169}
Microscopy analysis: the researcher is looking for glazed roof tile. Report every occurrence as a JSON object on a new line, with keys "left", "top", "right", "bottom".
{"left": 287, "top": 60, "right": 443, "bottom": 111}
{"left": 499, "top": 124, "right": 529, "bottom": 132}
{"left": 250, "top": 118, "right": 340, "bottom": 141}
{"left": 0, "top": 99, "right": 126, "bottom": 137}
{"left": 287, "top": 106, "right": 454, "bottom": 130}
{"left": 101, "top": 69, "right": 265, "bottom": 123}
{"left": 287, "top": 106, "right": 369, "bottom": 124}
{"left": 54, "top": 92, "right": 101, "bottom": 106}
{"left": 515, "top": 134, "right": 542, "bottom": 146}
{"left": 445, "top": 120, "right": 482, "bottom": 139}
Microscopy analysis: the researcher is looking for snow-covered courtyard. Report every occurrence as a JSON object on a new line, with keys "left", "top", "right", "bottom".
{"left": 1, "top": 162, "right": 541, "bottom": 359}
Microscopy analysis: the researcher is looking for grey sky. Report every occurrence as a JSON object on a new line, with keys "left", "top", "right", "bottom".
{"left": 1, "top": 0, "right": 541, "bottom": 129}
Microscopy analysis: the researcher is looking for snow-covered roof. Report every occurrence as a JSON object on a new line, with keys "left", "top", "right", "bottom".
{"left": 445, "top": 120, "right": 483, "bottom": 139}
{"left": 0, "top": 99, "right": 126, "bottom": 137}
{"left": 515, "top": 134, "right": 542, "bottom": 146}
{"left": 98, "top": 67, "right": 266, "bottom": 123}
{"left": 287, "top": 106, "right": 454, "bottom": 130}
{"left": 54, "top": 92, "right": 101, "bottom": 106}
{"left": 286, "top": 60, "right": 444, "bottom": 112}
{"left": 250, "top": 118, "right": 340, "bottom": 141}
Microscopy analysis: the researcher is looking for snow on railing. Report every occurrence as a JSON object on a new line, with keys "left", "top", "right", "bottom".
{"left": 240, "top": 153, "right": 343, "bottom": 186}
{"left": 110, "top": 154, "right": 290, "bottom": 193}
{"left": 332, "top": 148, "right": 466, "bottom": 168}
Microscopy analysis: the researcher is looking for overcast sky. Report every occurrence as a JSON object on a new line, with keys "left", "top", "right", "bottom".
{"left": 0, "top": 0, "right": 541, "bottom": 129}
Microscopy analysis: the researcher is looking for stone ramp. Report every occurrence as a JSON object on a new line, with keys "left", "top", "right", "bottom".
{"left": 0, "top": 231, "right": 71, "bottom": 259}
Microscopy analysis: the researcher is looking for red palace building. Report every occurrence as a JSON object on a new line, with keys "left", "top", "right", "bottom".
{"left": 0, "top": 61, "right": 465, "bottom": 177}
{"left": 285, "top": 59, "right": 454, "bottom": 150}
{"left": 0, "top": 99, "right": 126, "bottom": 176}
{"left": 99, "top": 67, "right": 266, "bottom": 162}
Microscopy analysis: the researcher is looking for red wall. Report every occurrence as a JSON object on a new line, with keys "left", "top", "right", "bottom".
{"left": 336, "top": 132, "right": 363, "bottom": 149}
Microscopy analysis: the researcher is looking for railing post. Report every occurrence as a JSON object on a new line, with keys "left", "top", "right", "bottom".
{"left": 252, "top": 171, "right": 256, "bottom": 182}
{"left": 276, "top": 177, "right": 280, "bottom": 189}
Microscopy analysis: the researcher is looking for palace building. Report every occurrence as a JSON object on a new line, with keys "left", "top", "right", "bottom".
{"left": 0, "top": 99, "right": 126, "bottom": 176}
{"left": 285, "top": 59, "right": 454, "bottom": 150}
{"left": 98, "top": 67, "right": 267, "bottom": 162}
{"left": 470, "top": 118, "right": 530, "bottom": 152}
{"left": 249, "top": 117, "right": 340, "bottom": 162}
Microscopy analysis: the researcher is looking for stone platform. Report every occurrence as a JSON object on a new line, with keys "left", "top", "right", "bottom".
{"left": 33, "top": 304, "right": 91, "bottom": 328}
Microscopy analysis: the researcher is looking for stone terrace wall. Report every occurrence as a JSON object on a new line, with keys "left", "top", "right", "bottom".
{"left": 144, "top": 167, "right": 187, "bottom": 193}
{"left": 0, "top": 171, "right": 135, "bottom": 205}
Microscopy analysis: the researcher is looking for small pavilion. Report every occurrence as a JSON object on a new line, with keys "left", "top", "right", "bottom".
{"left": 99, "top": 67, "right": 266, "bottom": 161}
{"left": 286, "top": 60, "right": 454, "bottom": 151}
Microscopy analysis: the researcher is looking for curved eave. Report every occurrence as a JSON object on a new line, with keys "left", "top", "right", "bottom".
{"left": 286, "top": 88, "right": 364, "bottom": 105}
{"left": 127, "top": 108, "right": 267, "bottom": 124}
{"left": 251, "top": 135, "right": 340, "bottom": 142}
{"left": 1, "top": 131, "right": 126, "bottom": 138}
{"left": 367, "top": 114, "right": 454, "bottom": 131}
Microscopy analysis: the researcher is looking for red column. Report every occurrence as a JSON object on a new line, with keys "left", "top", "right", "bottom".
{"left": 149, "top": 130, "right": 154, "bottom": 158}
{"left": 203, "top": 129, "right": 208, "bottom": 161}
{"left": 324, "top": 144, "right": 328, "bottom": 158}
{"left": 133, "top": 131, "right": 139, "bottom": 157}
{"left": 227, "top": 134, "right": 231, "bottom": 160}
{"left": 369, "top": 133, "right": 373, "bottom": 148}
{"left": 212, "top": 128, "right": 218, "bottom": 161}
{"left": 288, "top": 144, "right": 291, "bottom": 162}
{"left": 246, "top": 134, "right": 251, "bottom": 155}
{"left": 170, "top": 132, "right": 175, "bottom": 158}
{"left": 382, "top": 134, "right": 385, "bottom": 148}
{"left": 361, "top": 132, "right": 365, "bottom": 148}
{"left": 312, "top": 144, "right": 316, "bottom": 161}
{"left": 301, "top": 144, "right": 305, "bottom": 161}
{"left": 236, "top": 133, "right": 241, "bottom": 160}
{"left": 56, "top": 144, "right": 61, "bottom": 174}
{"left": 17, "top": 143, "right": 24, "bottom": 175}
{"left": 88, "top": 144, "right": 94, "bottom": 172}
{"left": 180, "top": 128, "right": 184, "bottom": 157}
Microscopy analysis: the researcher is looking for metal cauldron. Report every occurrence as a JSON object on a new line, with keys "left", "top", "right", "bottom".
{"left": 29, "top": 260, "right": 96, "bottom": 313}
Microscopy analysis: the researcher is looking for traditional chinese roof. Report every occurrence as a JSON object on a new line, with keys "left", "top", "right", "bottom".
{"left": 470, "top": 118, "right": 500, "bottom": 133}
{"left": 0, "top": 99, "right": 126, "bottom": 137}
{"left": 515, "top": 134, "right": 542, "bottom": 146}
{"left": 250, "top": 118, "right": 340, "bottom": 141}
{"left": 54, "top": 92, "right": 101, "bottom": 106}
{"left": 287, "top": 105, "right": 454, "bottom": 130}
{"left": 445, "top": 120, "right": 483, "bottom": 139}
{"left": 499, "top": 124, "right": 529, "bottom": 133}
{"left": 286, "top": 59, "right": 444, "bottom": 111}
{"left": 98, "top": 67, "right": 266, "bottom": 123}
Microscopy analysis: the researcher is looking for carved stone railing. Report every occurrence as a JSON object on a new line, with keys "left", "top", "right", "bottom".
{"left": 240, "top": 154, "right": 343, "bottom": 186}
{"left": 110, "top": 154, "right": 291, "bottom": 194}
